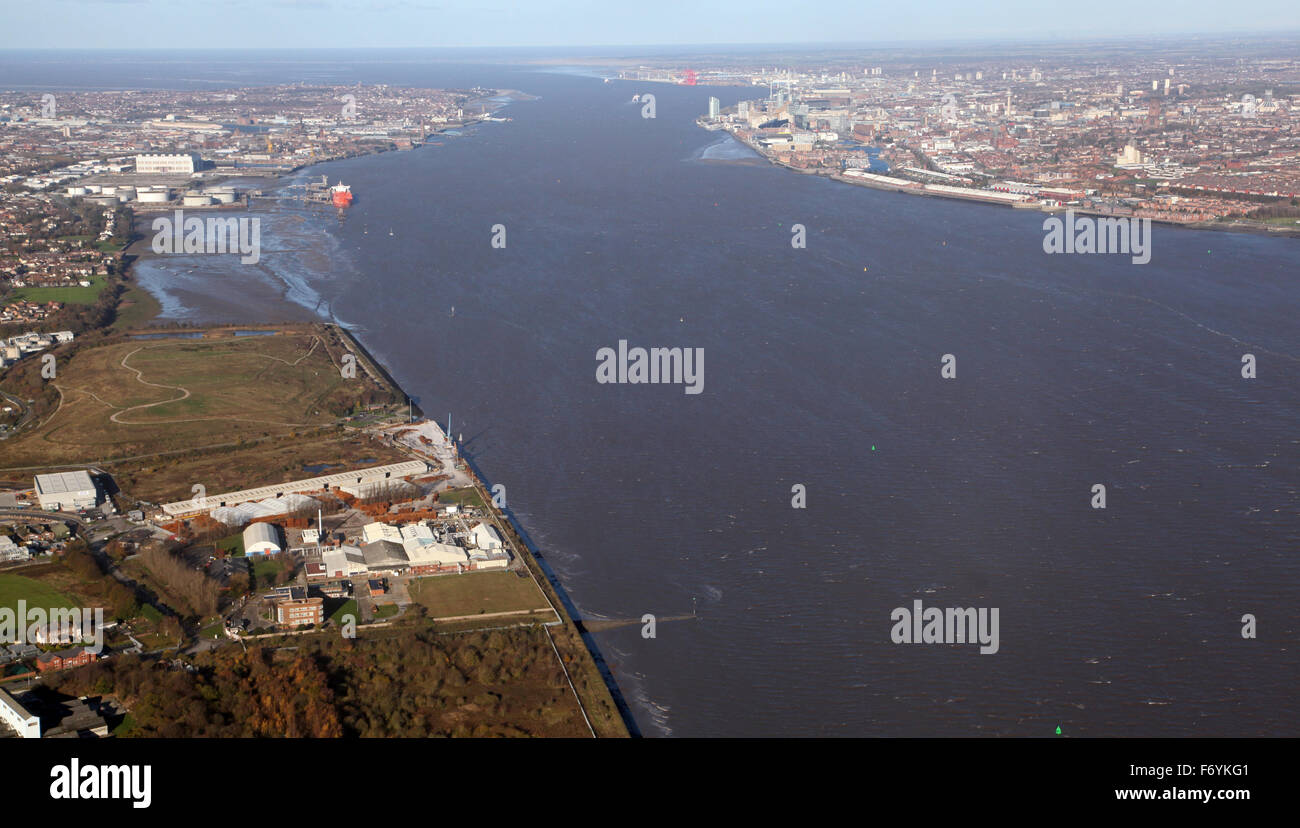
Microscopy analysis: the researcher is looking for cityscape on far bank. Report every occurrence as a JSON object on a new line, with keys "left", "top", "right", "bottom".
{"left": 660, "top": 40, "right": 1300, "bottom": 227}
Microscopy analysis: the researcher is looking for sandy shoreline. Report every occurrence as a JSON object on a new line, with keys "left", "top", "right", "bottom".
{"left": 124, "top": 211, "right": 329, "bottom": 326}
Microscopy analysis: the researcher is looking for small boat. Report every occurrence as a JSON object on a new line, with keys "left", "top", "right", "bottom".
{"left": 389, "top": 228, "right": 394, "bottom": 237}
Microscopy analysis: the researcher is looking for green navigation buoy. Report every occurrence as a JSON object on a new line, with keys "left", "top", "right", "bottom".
{"left": 871, "top": 445, "right": 876, "bottom": 451}
{"left": 1055, "top": 726, "right": 1062, "bottom": 735}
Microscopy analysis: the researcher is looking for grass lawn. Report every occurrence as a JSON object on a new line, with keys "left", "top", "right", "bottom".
{"left": 250, "top": 556, "right": 290, "bottom": 591}
{"left": 138, "top": 603, "right": 163, "bottom": 623}
{"left": 6, "top": 274, "right": 108, "bottom": 305}
{"left": 198, "top": 620, "right": 225, "bottom": 640}
{"left": 373, "top": 603, "right": 399, "bottom": 619}
{"left": 0, "top": 574, "right": 79, "bottom": 614}
{"left": 327, "top": 598, "right": 357, "bottom": 625}
{"left": 438, "top": 486, "right": 486, "bottom": 511}
{"left": 135, "top": 631, "right": 173, "bottom": 650}
{"left": 215, "top": 533, "right": 245, "bottom": 557}
{"left": 409, "top": 571, "right": 550, "bottom": 618}
{"left": 251, "top": 557, "right": 283, "bottom": 580}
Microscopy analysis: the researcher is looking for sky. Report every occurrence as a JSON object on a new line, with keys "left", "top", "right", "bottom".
{"left": 2, "top": 0, "right": 1299, "bottom": 50}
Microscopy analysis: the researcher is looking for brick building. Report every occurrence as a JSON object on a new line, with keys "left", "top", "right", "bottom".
{"left": 34, "top": 646, "right": 99, "bottom": 673}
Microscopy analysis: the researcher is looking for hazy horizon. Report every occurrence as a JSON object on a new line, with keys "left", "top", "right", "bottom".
{"left": 5, "top": 0, "right": 1300, "bottom": 51}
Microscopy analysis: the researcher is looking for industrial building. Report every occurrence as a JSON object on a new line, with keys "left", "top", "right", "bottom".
{"left": 160, "top": 460, "right": 427, "bottom": 517}
{"left": 212, "top": 493, "right": 319, "bottom": 528}
{"left": 467, "top": 522, "right": 509, "bottom": 570}
{"left": 0, "top": 688, "right": 40, "bottom": 739}
{"left": 360, "top": 539, "right": 409, "bottom": 572}
{"left": 404, "top": 540, "right": 470, "bottom": 573}
{"left": 243, "top": 522, "right": 282, "bottom": 556}
{"left": 33, "top": 470, "right": 98, "bottom": 511}
{"left": 470, "top": 522, "right": 504, "bottom": 550}
{"left": 362, "top": 522, "right": 403, "bottom": 545}
{"left": 359, "top": 521, "right": 473, "bottom": 574}
{"left": 318, "top": 546, "right": 367, "bottom": 580}
{"left": 300, "top": 517, "right": 511, "bottom": 580}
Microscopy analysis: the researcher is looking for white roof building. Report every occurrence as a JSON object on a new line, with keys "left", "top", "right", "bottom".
{"left": 243, "top": 522, "right": 282, "bottom": 556}
{"left": 211, "top": 493, "right": 320, "bottom": 528}
{"left": 404, "top": 541, "right": 469, "bottom": 569}
{"left": 400, "top": 523, "right": 435, "bottom": 544}
{"left": 321, "top": 546, "right": 368, "bottom": 579}
{"left": 362, "top": 522, "right": 403, "bottom": 545}
{"left": 0, "top": 535, "right": 30, "bottom": 563}
{"left": 33, "top": 470, "right": 97, "bottom": 511}
{"left": 0, "top": 689, "right": 40, "bottom": 739}
{"left": 161, "top": 460, "right": 427, "bottom": 517}
{"left": 470, "top": 522, "right": 503, "bottom": 550}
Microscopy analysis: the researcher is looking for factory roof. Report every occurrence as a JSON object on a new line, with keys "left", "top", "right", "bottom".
{"left": 404, "top": 540, "right": 467, "bottom": 567}
{"left": 161, "top": 461, "right": 426, "bottom": 515}
{"left": 361, "top": 540, "right": 408, "bottom": 569}
{"left": 34, "top": 470, "right": 96, "bottom": 496}
{"left": 242, "top": 522, "right": 280, "bottom": 546}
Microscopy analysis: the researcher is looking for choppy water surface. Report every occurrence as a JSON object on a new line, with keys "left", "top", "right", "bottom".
{"left": 39, "top": 53, "right": 1297, "bottom": 736}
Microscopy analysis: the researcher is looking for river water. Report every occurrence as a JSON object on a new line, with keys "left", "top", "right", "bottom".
{"left": 14, "top": 51, "right": 1298, "bottom": 736}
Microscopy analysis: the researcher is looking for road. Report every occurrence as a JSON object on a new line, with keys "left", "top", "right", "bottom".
{"left": 0, "top": 389, "right": 34, "bottom": 435}
{"left": 0, "top": 508, "right": 85, "bottom": 529}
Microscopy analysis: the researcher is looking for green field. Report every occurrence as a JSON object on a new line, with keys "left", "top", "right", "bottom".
{"left": 327, "top": 598, "right": 358, "bottom": 625}
{"left": 6, "top": 274, "right": 108, "bottom": 305}
{"left": 252, "top": 557, "right": 283, "bottom": 584}
{"left": 0, "top": 574, "right": 79, "bottom": 614}
{"left": 215, "top": 533, "right": 245, "bottom": 557}
{"left": 438, "top": 486, "right": 486, "bottom": 511}
{"left": 198, "top": 620, "right": 225, "bottom": 640}
{"left": 409, "top": 571, "right": 551, "bottom": 618}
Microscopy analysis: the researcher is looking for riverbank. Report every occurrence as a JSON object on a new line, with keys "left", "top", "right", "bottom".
{"left": 724, "top": 128, "right": 1300, "bottom": 238}
{"left": 108, "top": 145, "right": 635, "bottom": 737}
